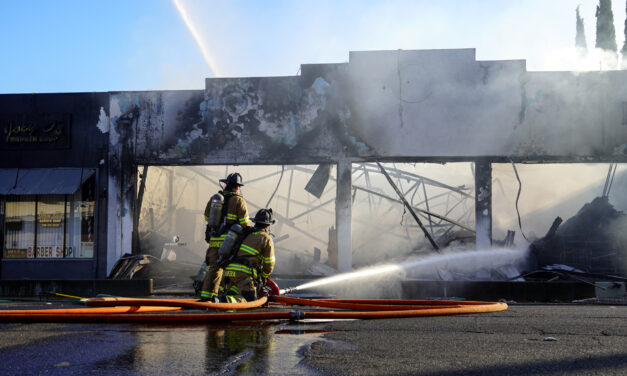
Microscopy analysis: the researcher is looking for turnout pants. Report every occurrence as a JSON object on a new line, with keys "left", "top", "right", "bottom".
{"left": 200, "top": 247, "right": 223, "bottom": 299}
{"left": 222, "top": 270, "right": 257, "bottom": 303}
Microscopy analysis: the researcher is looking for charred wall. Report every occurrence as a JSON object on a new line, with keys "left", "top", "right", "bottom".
{"left": 108, "top": 49, "right": 627, "bottom": 165}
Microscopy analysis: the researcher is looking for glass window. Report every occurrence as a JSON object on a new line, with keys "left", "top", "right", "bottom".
{"left": 2, "top": 172, "right": 96, "bottom": 259}
{"left": 4, "top": 196, "right": 36, "bottom": 258}
{"left": 36, "top": 195, "right": 66, "bottom": 258}
{"left": 75, "top": 175, "right": 95, "bottom": 258}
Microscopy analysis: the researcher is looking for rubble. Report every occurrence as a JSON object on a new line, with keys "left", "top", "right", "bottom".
{"left": 529, "top": 196, "right": 627, "bottom": 278}
{"left": 108, "top": 231, "right": 202, "bottom": 288}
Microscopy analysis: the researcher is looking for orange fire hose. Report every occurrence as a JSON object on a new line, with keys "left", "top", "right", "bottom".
{"left": 84, "top": 296, "right": 268, "bottom": 310}
{"left": 314, "top": 298, "right": 497, "bottom": 305}
{"left": 0, "top": 297, "right": 507, "bottom": 323}
{"left": 0, "top": 306, "right": 181, "bottom": 314}
{"left": 304, "top": 303, "right": 508, "bottom": 319}
{"left": 272, "top": 296, "right": 465, "bottom": 311}
{"left": 0, "top": 304, "right": 507, "bottom": 323}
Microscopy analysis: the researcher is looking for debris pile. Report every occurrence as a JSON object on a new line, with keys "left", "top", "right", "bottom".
{"left": 108, "top": 231, "right": 202, "bottom": 288}
{"left": 529, "top": 196, "right": 627, "bottom": 277}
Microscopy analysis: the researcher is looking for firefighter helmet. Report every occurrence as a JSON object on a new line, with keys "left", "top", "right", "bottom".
{"left": 220, "top": 172, "right": 244, "bottom": 187}
{"left": 253, "top": 208, "right": 275, "bottom": 226}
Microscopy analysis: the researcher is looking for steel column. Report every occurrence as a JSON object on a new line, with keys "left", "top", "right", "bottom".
{"left": 336, "top": 159, "right": 352, "bottom": 272}
{"left": 474, "top": 160, "right": 492, "bottom": 249}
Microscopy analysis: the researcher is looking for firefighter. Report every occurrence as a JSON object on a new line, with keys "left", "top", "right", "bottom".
{"left": 199, "top": 172, "right": 251, "bottom": 302}
{"left": 221, "top": 208, "right": 276, "bottom": 303}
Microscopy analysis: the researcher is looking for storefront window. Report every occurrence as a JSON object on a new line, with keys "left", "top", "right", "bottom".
{"left": 36, "top": 195, "right": 66, "bottom": 258}
{"left": 4, "top": 196, "right": 36, "bottom": 258}
{"left": 75, "top": 175, "right": 95, "bottom": 258}
{"left": 2, "top": 173, "right": 96, "bottom": 259}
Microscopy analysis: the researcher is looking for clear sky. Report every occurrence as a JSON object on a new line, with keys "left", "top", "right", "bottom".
{"left": 1, "top": 0, "right": 626, "bottom": 93}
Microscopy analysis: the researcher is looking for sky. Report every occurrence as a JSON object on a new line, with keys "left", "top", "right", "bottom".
{"left": 1, "top": 0, "right": 627, "bottom": 93}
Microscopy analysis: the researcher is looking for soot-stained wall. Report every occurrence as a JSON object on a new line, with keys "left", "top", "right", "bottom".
{"left": 99, "top": 49, "right": 627, "bottom": 273}
{"left": 108, "top": 49, "right": 627, "bottom": 165}
{"left": 108, "top": 66, "right": 371, "bottom": 166}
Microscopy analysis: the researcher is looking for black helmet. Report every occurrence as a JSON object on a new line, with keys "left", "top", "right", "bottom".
{"left": 253, "top": 208, "right": 275, "bottom": 226}
{"left": 220, "top": 172, "right": 244, "bottom": 187}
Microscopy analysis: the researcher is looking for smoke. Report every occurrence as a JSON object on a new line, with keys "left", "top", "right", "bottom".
{"left": 349, "top": 162, "right": 475, "bottom": 268}
{"left": 137, "top": 163, "right": 476, "bottom": 275}
{"left": 137, "top": 165, "right": 338, "bottom": 272}
{"left": 492, "top": 163, "right": 627, "bottom": 243}
{"left": 138, "top": 162, "right": 624, "bottom": 278}
{"left": 162, "top": 0, "right": 627, "bottom": 83}
{"left": 128, "top": 2, "right": 627, "bottom": 288}
{"left": 607, "top": 214, "right": 627, "bottom": 274}
{"left": 402, "top": 248, "right": 533, "bottom": 281}
{"left": 536, "top": 47, "right": 623, "bottom": 71}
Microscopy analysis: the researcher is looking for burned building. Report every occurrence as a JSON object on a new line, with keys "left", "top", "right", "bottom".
{"left": 1, "top": 49, "right": 626, "bottom": 280}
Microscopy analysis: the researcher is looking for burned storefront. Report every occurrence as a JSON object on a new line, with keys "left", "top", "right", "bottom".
{"left": 1, "top": 49, "right": 627, "bottom": 284}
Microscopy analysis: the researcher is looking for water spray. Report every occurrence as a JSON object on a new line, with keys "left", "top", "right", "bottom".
{"left": 279, "top": 248, "right": 532, "bottom": 295}
{"left": 279, "top": 263, "right": 403, "bottom": 295}
{"left": 172, "top": 0, "right": 221, "bottom": 76}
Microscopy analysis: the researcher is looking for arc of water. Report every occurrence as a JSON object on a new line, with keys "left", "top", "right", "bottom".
{"left": 172, "top": 0, "right": 221, "bottom": 77}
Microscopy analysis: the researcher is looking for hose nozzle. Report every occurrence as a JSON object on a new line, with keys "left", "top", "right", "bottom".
{"left": 279, "top": 287, "right": 296, "bottom": 295}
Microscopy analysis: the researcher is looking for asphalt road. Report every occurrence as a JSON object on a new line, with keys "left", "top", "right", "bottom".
{"left": 0, "top": 303, "right": 625, "bottom": 375}
{"left": 302, "top": 304, "right": 627, "bottom": 376}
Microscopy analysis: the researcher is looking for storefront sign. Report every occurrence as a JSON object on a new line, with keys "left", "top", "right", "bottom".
{"left": 0, "top": 113, "right": 71, "bottom": 150}
{"left": 80, "top": 242, "right": 94, "bottom": 258}
{"left": 4, "top": 248, "right": 27, "bottom": 258}
{"left": 38, "top": 213, "right": 63, "bottom": 228}
{"left": 26, "top": 245, "right": 74, "bottom": 258}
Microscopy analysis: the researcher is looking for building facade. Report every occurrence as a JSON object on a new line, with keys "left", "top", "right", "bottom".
{"left": 1, "top": 49, "right": 626, "bottom": 280}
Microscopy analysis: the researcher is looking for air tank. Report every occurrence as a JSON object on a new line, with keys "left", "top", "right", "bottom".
{"left": 207, "top": 193, "right": 224, "bottom": 229}
{"left": 217, "top": 224, "right": 243, "bottom": 258}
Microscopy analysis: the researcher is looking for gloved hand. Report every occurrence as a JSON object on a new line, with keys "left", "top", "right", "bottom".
{"left": 258, "top": 286, "right": 268, "bottom": 298}
{"left": 204, "top": 224, "right": 211, "bottom": 243}
{"left": 256, "top": 276, "right": 268, "bottom": 297}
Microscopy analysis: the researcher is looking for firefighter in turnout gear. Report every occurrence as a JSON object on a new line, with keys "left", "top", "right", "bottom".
{"left": 222, "top": 208, "right": 276, "bottom": 303}
{"left": 199, "top": 173, "right": 252, "bottom": 302}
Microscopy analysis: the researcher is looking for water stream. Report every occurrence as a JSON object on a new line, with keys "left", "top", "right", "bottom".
{"left": 282, "top": 248, "right": 533, "bottom": 294}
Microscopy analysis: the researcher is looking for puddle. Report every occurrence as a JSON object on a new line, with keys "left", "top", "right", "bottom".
{"left": 275, "top": 329, "right": 337, "bottom": 335}
{"left": 94, "top": 322, "right": 329, "bottom": 375}
{"left": 321, "top": 339, "right": 359, "bottom": 351}
{"left": 0, "top": 319, "right": 337, "bottom": 375}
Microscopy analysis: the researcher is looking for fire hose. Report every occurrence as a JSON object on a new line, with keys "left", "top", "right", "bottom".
{"left": 0, "top": 295, "right": 507, "bottom": 323}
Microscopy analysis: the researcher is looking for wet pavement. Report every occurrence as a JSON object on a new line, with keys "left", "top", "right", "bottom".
{"left": 0, "top": 301, "right": 626, "bottom": 375}
{"left": 0, "top": 319, "right": 326, "bottom": 375}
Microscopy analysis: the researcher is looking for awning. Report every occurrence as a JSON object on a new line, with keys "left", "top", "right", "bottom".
{"left": 0, "top": 168, "right": 94, "bottom": 195}
{"left": 0, "top": 169, "right": 18, "bottom": 194}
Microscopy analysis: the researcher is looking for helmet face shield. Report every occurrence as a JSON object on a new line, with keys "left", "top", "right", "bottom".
{"left": 220, "top": 172, "right": 244, "bottom": 187}
{"left": 253, "top": 208, "right": 275, "bottom": 226}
